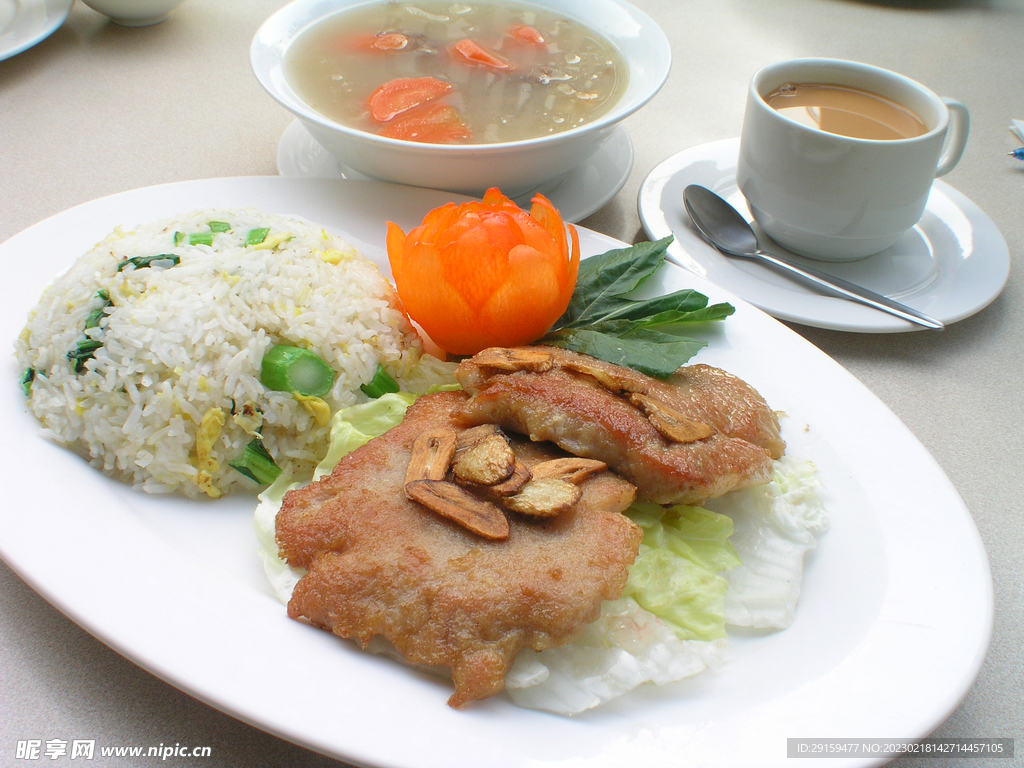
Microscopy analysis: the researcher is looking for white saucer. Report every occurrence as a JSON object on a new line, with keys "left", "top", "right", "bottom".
{"left": 0, "top": 0, "right": 72, "bottom": 61}
{"left": 276, "top": 119, "right": 633, "bottom": 224}
{"left": 638, "top": 138, "right": 1010, "bottom": 333}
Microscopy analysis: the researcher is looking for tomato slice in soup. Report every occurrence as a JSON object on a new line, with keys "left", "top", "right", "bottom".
{"left": 449, "top": 38, "right": 512, "bottom": 70}
{"left": 368, "top": 76, "right": 454, "bottom": 123}
{"left": 378, "top": 102, "right": 471, "bottom": 143}
{"left": 344, "top": 31, "right": 412, "bottom": 52}
{"left": 508, "top": 25, "right": 545, "bottom": 45}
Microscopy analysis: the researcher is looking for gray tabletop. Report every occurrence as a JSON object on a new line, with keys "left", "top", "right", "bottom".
{"left": 1, "top": 1, "right": 1021, "bottom": 766}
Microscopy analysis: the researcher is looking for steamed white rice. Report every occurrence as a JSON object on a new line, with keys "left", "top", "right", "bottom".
{"left": 15, "top": 208, "right": 426, "bottom": 499}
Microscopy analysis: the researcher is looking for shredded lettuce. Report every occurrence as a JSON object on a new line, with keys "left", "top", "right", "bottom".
{"left": 506, "top": 598, "right": 727, "bottom": 714}
{"left": 254, "top": 470, "right": 306, "bottom": 603}
{"left": 622, "top": 502, "right": 742, "bottom": 641}
{"left": 308, "top": 353, "right": 457, "bottom": 480}
{"left": 707, "top": 455, "right": 830, "bottom": 629}
{"left": 394, "top": 353, "right": 461, "bottom": 395}
{"left": 313, "top": 392, "right": 416, "bottom": 480}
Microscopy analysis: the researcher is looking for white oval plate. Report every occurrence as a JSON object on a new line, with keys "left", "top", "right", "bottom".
{"left": 277, "top": 119, "right": 634, "bottom": 224}
{"left": 638, "top": 138, "right": 1010, "bottom": 333}
{"left": 0, "top": 0, "right": 72, "bottom": 61}
{"left": 0, "top": 177, "right": 991, "bottom": 768}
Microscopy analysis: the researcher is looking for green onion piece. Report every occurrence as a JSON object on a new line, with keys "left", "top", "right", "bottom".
{"left": 245, "top": 227, "right": 271, "bottom": 246}
{"left": 84, "top": 290, "right": 112, "bottom": 329}
{"left": 189, "top": 233, "right": 214, "bottom": 247}
{"left": 117, "top": 254, "right": 180, "bottom": 272}
{"left": 68, "top": 339, "right": 104, "bottom": 373}
{"left": 360, "top": 364, "right": 399, "bottom": 399}
{"left": 208, "top": 221, "right": 231, "bottom": 233}
{"left": 68, "top": 290, "right": 114, "bottom": 374}
{"left": 173, "top": 231, "right": 186, "bottom": 246}
{"left": 260, "top": 345, "right": 335, "bottom": 397}
{"left": 72, "top": 339, "right": 103, "bottom": 355}
{"left": 228, "top": 439, "right": 282, "bottom": 485}
{"left": 83, "top": 307, "right": 105, "bottom": 328}
{"left": 20, "top": 368, "right": 35, "bottom": 396}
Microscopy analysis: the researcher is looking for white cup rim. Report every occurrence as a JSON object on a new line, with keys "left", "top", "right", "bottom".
{"left": 749, "top": 57, "right": 950, "bottom": 144}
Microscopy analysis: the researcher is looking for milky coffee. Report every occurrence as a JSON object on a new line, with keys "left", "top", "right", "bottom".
{"left": 766, "top": 82, "right": 927, "bottom": 140}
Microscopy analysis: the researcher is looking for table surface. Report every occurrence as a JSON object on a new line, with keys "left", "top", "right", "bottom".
{"left": 1, "top": 1, "right": 1021, "bottom": 766}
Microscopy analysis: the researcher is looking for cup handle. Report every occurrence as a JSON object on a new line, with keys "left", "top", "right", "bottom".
{"left": 935, "top": 98, "right": 970, "bottom": 177}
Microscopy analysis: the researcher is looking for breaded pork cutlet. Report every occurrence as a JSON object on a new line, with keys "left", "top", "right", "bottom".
{"left": 456, "top": 347, "right": 784, "bottom": 505}
{"left": 276, "top": 390, "right": 642, "bottom": 708}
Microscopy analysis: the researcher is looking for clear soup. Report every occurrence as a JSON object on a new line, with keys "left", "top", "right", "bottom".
{"left": 284, "top": 1, "right": 628, "bottom": 145}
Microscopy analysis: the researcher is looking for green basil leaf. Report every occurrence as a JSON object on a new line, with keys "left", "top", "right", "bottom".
{"left": 630, "top": 302, "right": 736, "bottom": 329}
{"left": 563, "top": 288, "right": 724, "bottom": 328}
{"left": 603, "top": 288, "right": 711, "bottom": 320}
{"left": 543, "top": 327, "right": 707, "bottom": 379}
{"left": 541, "top": 236, "right": 733, "bottom": 378}
{"left": 557, "top": 237, "right": 674, "bottom": 327}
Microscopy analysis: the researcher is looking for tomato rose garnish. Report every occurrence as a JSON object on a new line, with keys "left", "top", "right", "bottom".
{"left": 386, "top": 188, "right": 580, "bottom": 355}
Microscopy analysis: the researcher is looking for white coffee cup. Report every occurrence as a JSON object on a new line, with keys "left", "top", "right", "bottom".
{"left": 736, "top": 58, "right": 970, "bottom": 261}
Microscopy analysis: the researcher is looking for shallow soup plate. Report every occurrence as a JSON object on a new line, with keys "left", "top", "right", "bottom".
{"left": 250, "top": 0, "right": 671, "bottom": 198}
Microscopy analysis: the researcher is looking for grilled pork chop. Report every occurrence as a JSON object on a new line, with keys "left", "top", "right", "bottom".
{"left": 276, "top": 390, "right": 641, "bottom": 708}
{"left": 456, "top": 347, "right": 784, "bottom": 504}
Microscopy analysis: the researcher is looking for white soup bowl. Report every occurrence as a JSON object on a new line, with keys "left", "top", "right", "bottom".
{"left": 250, "top": 0, "right": 671, "bottom": 198}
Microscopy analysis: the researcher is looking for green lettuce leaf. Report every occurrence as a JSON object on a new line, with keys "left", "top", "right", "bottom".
{"left": 313, "top": 392, "right": 417, "bottom": 479}
{"left": 623, "top": 501, "right": 742, "bottom": 641}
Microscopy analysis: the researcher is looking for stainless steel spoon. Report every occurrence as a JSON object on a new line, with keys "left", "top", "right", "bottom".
{"left": 682, "top": 184, "right": 944, "bottom": 331}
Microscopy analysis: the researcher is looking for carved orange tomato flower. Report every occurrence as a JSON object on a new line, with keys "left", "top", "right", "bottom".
{"left": 386, "top": 188, "right": 580, "bottom": 355}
